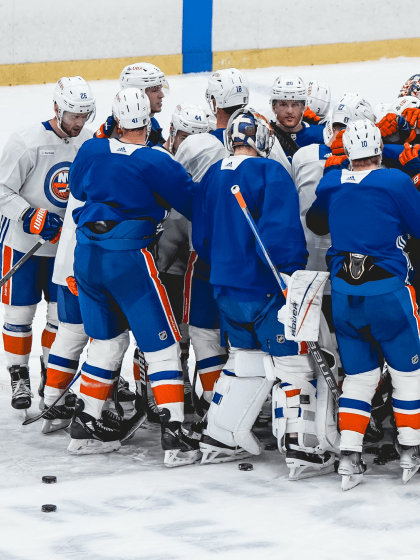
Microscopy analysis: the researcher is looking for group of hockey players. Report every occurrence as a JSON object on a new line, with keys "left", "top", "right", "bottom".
{"left": 2, "top": 61, "right": 420, "bottom": 491}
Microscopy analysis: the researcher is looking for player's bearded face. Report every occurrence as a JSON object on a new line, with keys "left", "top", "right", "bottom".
{"left": 61, "top": 112, "right": 90, "bottom": 137}
{"left": 146, "top": 85, "right": 164, "bottom": 114}
{"left": 172, "top": 131, "right": 189, "bottom": 155}
{"left": 273, "top": 100, "right": 305, "bottom": 129}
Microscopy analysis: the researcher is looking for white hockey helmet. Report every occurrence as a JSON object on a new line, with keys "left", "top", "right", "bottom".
{"left": 171, "top": 103, "right": 209, "bottom": 136}
{"left": 53, "top": 76, "right": 96, "bottom": 124}
{"left": 113, "top": 88, "right": 151, "bottom": 130}
{"left": 119, "top": 62, "right": 170, "bottom": 95}
{"left": 374, "top": 102, "right": 390, "bottom": 122}
{"left": 343, "top": 119, "right": 382, "bottom": 161}
{"left": 323, "top": 93, "right": 376, "bottom": 144}
{"left": 270, "top": 75, "right": 307, "bottom": 106}
{"left": 306, "top": 80, "right": 331, "bottom": 121}
{"left": 388, "top": 95, "right": 420, "bottom": 117}
{"left": 205, "top": 68, "right": 249, "bottom": 115}
{"left": 226, "top": 107, "right": 274, "bottom": 158}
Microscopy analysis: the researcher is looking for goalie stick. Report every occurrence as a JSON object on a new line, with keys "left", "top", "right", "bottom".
{"left": 22, "top": 372, "right": 81, "bottom": 426}
{"left": 231, "top": 185, "right": 341, "bottom": 406}
{"left": 0, "top": 238, "right": 45, "bottom": 289}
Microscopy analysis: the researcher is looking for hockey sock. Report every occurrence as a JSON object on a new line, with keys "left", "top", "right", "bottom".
{"left": 44, "top": 322, "right": 88, "bottom": 407}
{"left": 41, "top": 323, "right": 57, "bottom": 366}
{"left": 3, "top": 323, "right": 32, "bottom": 367}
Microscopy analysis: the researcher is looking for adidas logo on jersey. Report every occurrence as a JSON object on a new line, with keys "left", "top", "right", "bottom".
{"left": 347, "top": 175, "right": 355, "bottom": 181}
{"left": 117, "top": 147, "right": 127, "bottom": 152}
{"left": 225, "top": 161, "right": 233, "bottom": 167}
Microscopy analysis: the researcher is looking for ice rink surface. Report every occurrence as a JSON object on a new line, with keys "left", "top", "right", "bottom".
{"left": 1, "top": 57, "right": 420, "bottom": 560}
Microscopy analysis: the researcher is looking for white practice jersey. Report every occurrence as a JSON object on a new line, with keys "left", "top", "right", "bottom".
{"left": 292, "top": 143, "right": 332, "bottom": 294}
{"left": 52, "top": 194, "right": 83, "bottom": 286}
{"left": 0, "top": 121, "right": 91, "bottom": 257}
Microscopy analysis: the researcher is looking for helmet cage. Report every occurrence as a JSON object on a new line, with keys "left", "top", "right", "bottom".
{"left": 226, "top": 108, "right": 274, "bottom": 158}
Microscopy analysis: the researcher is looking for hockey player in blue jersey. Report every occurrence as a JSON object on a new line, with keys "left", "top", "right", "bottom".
{"left": 192, "top": 109, "right": 338, "bottom": 479}
{"left": 269, "top": 75, "right": 325, "bottom": 160}
{"left": 94, "top": 62, "right": 167, "bottom": 146}
{"left": 306, "top": 119, "right": 420, "bottom": 490}
{"left": 68, "top": 88, "right": 199, "bottom": 466}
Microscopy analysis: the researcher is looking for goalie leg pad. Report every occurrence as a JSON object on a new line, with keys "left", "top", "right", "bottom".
{"left": 207, "top": 372, "right": 273, "bottom": 454}
{"left": 389, "top": 365, "right": 420, "bottom": 446}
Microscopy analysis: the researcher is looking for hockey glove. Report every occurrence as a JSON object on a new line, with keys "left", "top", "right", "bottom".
{"left": 323, "top": 155, "right": 349, "bottom": 175}
{"left": 302, "top": 107, "right": 321, "bottom": 125}
{"left": 23, "top": 208, "right": 63, "bottom": 244}
{"left": 331, "top": 130, "right": 345, "bottom": 155}
{"left": 412, "top": 173, "right": 420, "bottom": 190}
{"left": 399, "top": 143, "right": 420, "bottom": 166}
{"left": 94, "top": 115, "right": 118, "bottom": 139}
{"left": 402, "top": 107, "right": 420, "bottom": 129}
{"left": 377, "top": 113, "right": 398, "bottom": 138}
{"left": 66, "top": 276, "right": 79, "bottom": 297}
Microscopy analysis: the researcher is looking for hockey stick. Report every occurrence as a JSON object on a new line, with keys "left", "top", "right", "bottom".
{"left": 22, "top": 371, "right": 81, "bottom": 425}
{"left": 0, "top": 239, "right": 46, "bottom": 289}
{"left": 162, "top": 239, "right": 190, "bottom": 274}
{"left": 231, "top": 185, "right": 341, "bottom": 406}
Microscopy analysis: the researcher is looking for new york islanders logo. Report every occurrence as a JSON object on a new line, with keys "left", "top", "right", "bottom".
{"left": 44, "top": 161, "right": 71, "bottom": 208}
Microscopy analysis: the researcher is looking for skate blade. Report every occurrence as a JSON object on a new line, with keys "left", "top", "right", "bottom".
{"left": 41, "top": 418, "right": 71, "bottom": 434}
{"left": 17, "top": 408, "right": 29, "bottom": 421}
{"left": 164, "top": 449, "right": 201, "bottom": 468}
{"left": 402, "top": 464, "right": 420, "bottom": 484}
{"left": 38, "top": 397, "right": 45, "bottom": 411}
{"left": 200, "top": 444, "right": 252, "bottom": 465}
{"left": 67, "top": 438, "right": 121, "bottom": 455}
{"left": 120, "top": 413, "right": 147, "bottom": 443}
{"left": 288, "top": 463, "right": 335, "bottom": 481}
{"left": 341, "top": 473, "right": 363, "bottom": 491}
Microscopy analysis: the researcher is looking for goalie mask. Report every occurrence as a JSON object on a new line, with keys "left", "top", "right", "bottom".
{"left": 399, "top": 74, "right": 420, "bottom": 100}
{"left": 226, "top": 108, "right": 274, "bottom": 158}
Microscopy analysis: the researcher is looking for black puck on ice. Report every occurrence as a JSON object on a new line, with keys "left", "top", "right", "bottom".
{"left": 42, "top": 504, "right": 57, "bottom": 513}
{"left": 238, "top": 462, "right": 253, "bottom": 471}
{"left": 42, "top": 476, "right": 57, "bottom": 484}
{"left": 265, "top": 443, "right": 277, "bottom": 451}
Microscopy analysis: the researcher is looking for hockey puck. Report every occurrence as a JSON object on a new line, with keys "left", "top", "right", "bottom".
{"left": 238, "top": 462, "right": 253, "bottom": 471}
{"left": 42, "top": 476, "right": 57, "bottom": 484}
{"left": 42, "top": 504, "right": 57, "bottom": 513}
{"left": 265, "top": 443, "right": 277, "bottom": 451}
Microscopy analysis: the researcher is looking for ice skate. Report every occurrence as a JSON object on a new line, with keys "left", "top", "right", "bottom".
{"left": 103, "top": 393, "right": 147, "bottom": 443}
{"left": 400, "top": 445, "right": 420, "bottom": 484}
{"left": 41, "top": 396, "right": 76, "bottom": 434}
{"left": 338, "top": 451, "right": 366, "bottom": 491}
{"left": 286, "top": 449, "right": 335, "bottom": 480}
{"left": 10, "top": 365, "right": 33, "bottom": 415}
{"left": 38, "top": 357, "right": 47, "bottom": 410}
{"left": 161, "top": 410, "right": 201, "bottom": 467}
{"left": 67, "top": 399, "right": 121, "bottom": 455}
{"left": 116, "top": 375, "right": 136, "bottom": 413}
{"left": 200, "top": 427, "right": 252, "bottom": 465}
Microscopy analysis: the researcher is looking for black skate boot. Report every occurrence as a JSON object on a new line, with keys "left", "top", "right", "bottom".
{"left": 338, "top": 450, "right": 367, "bottom": 491}
{"left": 38, "top": 357, "right": 47, "bottom": 410}
{"left": 285, "top": 436, "right": 335, "bottom": 480}
{"left": 160, "top": 409, "right": 201, "bottom": 467}
{"left": 146, "top": 381, "right": 161, "bottom": 425}
{"left": 10, "top": 365, "right": 33, "bottom": 411}
{"left": 117, "top": 375, "right": 136, "bottom": 402}
{"left": 41, "top": 396, "right": 76, "bottom": 434}
{"left": 199, "top": 423, "right": 252, "bottom": 465}
{"left": 67, "top": 399, "right": 121, "bottom": 455}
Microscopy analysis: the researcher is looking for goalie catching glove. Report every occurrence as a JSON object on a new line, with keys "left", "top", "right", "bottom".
{"left": 22, "top": 207, "right": 63, "bottom": 243}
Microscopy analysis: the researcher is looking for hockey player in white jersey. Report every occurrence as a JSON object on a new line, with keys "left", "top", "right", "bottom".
{"left": 0, "top": 76, "right": 94, "bottom": 413}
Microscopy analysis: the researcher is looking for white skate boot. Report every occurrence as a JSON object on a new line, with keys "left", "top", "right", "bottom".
{"left": 338, "top": 450, "right": 366, "bottom": 491}
{"left": 400, "top": 445, "right": 420, "bottom": 484}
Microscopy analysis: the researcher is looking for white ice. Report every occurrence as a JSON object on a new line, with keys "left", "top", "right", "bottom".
{"left": 1, "top": 58, "right": 420, "bottom": 560}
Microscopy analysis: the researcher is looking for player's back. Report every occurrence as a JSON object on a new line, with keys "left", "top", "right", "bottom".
{"left": 175, "top": 131, "right": 227, "bottom": 182}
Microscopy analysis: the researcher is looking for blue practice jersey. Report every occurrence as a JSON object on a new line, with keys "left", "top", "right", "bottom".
{"left": 69, "top": 138, "right": 194, "bottom": 243}
{"left": 306, "top": 167, "right": 420, "bottom": 295}
{"left": 209, "top": 128, "right": 225, "bottom": 145}
{"left": 192, "top": 155, "right": 308, "bottom": 300}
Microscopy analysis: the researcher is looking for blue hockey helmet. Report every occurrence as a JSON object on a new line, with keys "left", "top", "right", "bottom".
{"left": 226, "top": 108, "right": 274, "bottom": 158}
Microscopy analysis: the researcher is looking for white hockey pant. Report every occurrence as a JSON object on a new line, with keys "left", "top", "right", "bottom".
{"left": 80, "top": 332, "right": 130, "bottom": 419}
{"left": 44, "top": 322, "right": 89, "bottom": 406}
{"left": 189, "top": 325, "right": 227, "bottom": 403}
{"left": 2, "top": 302, "right": 58, "bottom": 369}
{"left": 144, "top": 342, "right": 184, "bottom": 423}
{"left": 207, "top": 347, "right": 273, "bottom": 455}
